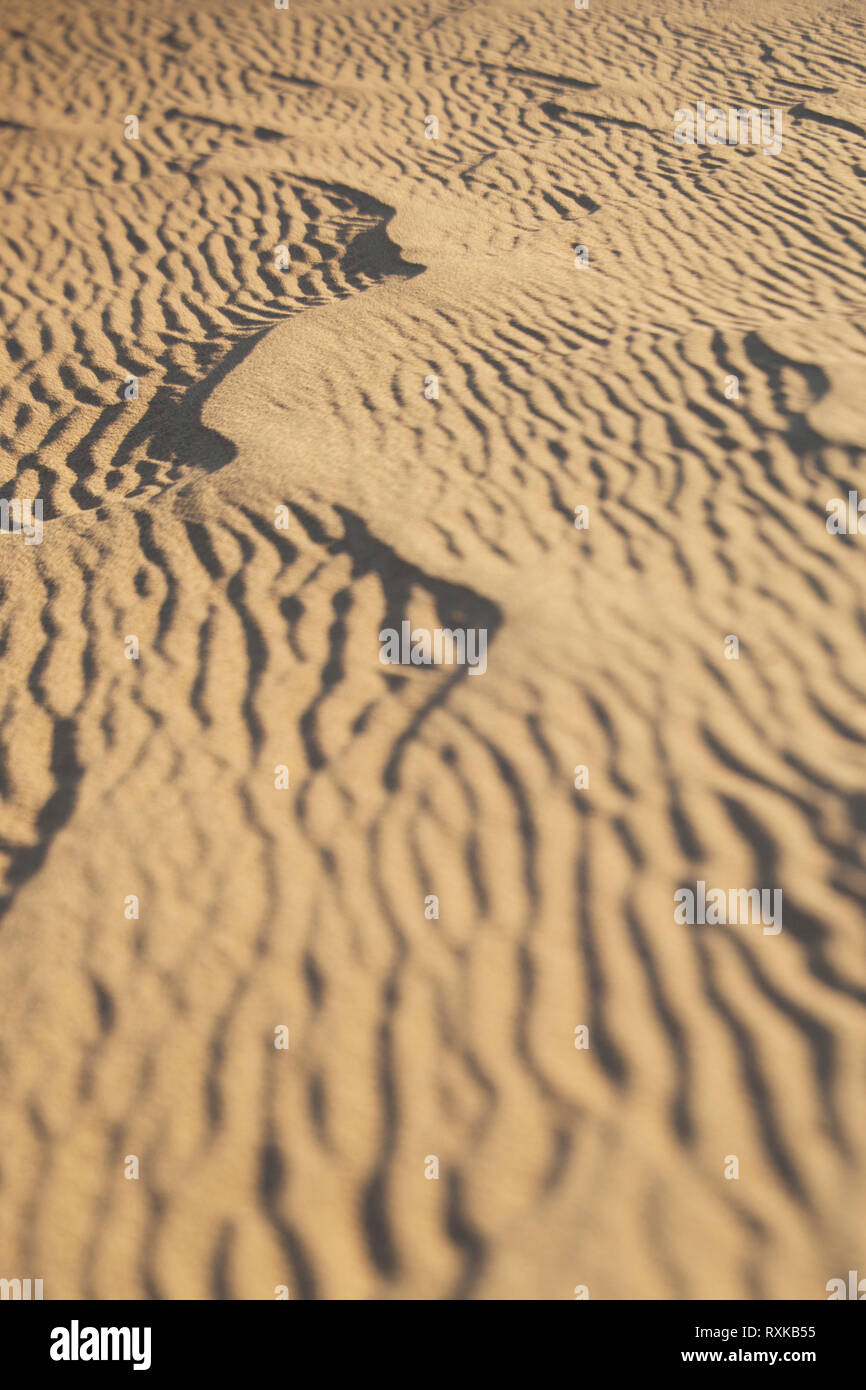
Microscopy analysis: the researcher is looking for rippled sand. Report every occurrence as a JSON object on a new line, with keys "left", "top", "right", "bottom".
{"left": 0, "top": 0, "right": 865, "bottom": 1299}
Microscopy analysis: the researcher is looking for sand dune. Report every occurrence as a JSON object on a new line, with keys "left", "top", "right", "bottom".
{"left": 0, "top": 0, "right": 865, "bottom": 1299}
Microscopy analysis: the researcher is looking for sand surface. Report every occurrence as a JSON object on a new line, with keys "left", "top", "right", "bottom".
{"left": 1, "top": 0, "right": 865, "bottom": 1299}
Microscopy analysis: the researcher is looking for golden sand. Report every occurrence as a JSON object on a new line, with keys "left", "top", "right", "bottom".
{"left": 0, "top": 0, "right": 864, "bottom": 1298}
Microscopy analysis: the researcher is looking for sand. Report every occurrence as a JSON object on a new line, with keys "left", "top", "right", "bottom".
{"left": 0, "top": 0, "right": 865, "bottom": 1299}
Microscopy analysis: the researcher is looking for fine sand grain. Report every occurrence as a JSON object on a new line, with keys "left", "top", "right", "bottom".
{"left": 0, "top": 0, "right": 865, "bottom": 1299}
